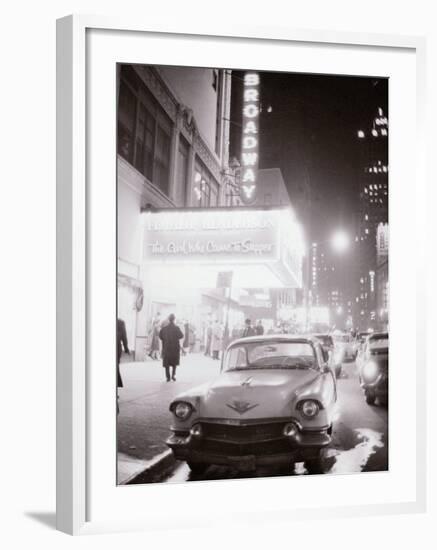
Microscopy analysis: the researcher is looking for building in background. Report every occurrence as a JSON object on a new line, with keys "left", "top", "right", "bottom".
{"left": 354, "top": 107, "right": 389, "bottom": 330}
{"left": 117, "top": 64, "right": 232, "bottom": 356}
{"left": 376, "top": 222, "right": 389, "bottom": 330}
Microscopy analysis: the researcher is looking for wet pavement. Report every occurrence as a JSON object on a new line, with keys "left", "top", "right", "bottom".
{"left": 156, "top": 359, "right": 388, "bottom": 483}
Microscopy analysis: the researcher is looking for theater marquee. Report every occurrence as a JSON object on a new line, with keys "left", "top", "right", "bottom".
{"left": 142, "top": 208, "right": 304, "bottom": 288}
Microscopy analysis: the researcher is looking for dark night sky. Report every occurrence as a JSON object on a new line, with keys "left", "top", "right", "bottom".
{"left": 230, "top": 70, "right": 388, "bottom": 245}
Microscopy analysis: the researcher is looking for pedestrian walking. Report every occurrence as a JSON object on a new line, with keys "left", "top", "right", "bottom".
{"left": 159, "top": 314, "right": 184, "bottom": 382}
{"left": 242, "top": 318, "right": 256, "bottom": 337}
{"left": 182, "top": 320, "right": 191, "bottom": 355}
{"left": 211, "top": 320, "right": 223, "bottom": 360}
{"left": 204, "top": 322, "right": 212, "bottom": 356}
{"left": 188, "top": 323, "right": 196, "bottom": 353}
{"left": 117, "top": 318, "right": 130, "bottom": 413}
{"left": 148, "top": 317, "right": 161, "bottom": 360}
{"left": 255, "top": 320, "right": 265, "bottom": 335}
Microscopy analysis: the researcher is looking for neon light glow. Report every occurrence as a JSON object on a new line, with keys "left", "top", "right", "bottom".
{"left": 240, "top": 72, "right": 260, "bottom": 204}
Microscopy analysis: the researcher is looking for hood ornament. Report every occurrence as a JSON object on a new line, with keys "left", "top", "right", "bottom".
{"left": 226, "top": 400, "right": 259, "bottom": 414}
{"left": 241, "top": 376, "right": 253, "bottom": 387}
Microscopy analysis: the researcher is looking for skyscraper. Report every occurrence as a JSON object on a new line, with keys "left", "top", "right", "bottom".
{"left": 355, "top": 107, "right": 389, "bottom": 330}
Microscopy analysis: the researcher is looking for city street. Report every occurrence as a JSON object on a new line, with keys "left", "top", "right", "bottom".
{"left": 120, "top": 353, "right": 388, "bottom": 484}
{"left": 116, "top": 65, "right": 390, "bottom": 486}
{"left": 117, "top": 353, "right": 222, "bottom": 483}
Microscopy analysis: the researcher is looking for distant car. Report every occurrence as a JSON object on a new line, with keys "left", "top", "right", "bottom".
{"left": 354, "top": 332, "right": 370, "bottom": 356}
{"left": 333, "top": 332, "right": 356, "bottom": 363}
{"left": 166, "top": 335, "right": 337, "bottom": 475}
{"left": 314, "top": 333, "right": 341, "bottom": 378}
{"left": 357, "top": 332, "right": 389, "bottom": 405}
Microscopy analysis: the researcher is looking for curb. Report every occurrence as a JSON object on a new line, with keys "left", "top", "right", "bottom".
{"left": 123, "top": 449, "right": 176, "bottom": 485}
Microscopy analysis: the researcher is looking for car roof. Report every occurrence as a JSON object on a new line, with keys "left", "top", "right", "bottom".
{"left": 368, "top": 332, "right": 388, "bottom": 340}
{"left": 228, "top": 334, "right": 320, "bottom": 348}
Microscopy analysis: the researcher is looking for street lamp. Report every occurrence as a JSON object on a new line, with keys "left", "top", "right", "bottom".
{"left": 331, "top": 230, "right": 350, "bottom": 254}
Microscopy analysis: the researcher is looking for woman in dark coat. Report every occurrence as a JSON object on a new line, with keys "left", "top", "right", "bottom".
{"left": 159, "top": 314, "right": 184, "bottom": 382}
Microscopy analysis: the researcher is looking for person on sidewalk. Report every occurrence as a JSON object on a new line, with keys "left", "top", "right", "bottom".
{"left": 159, "top": 313, "right": 184, "bottom": 382}
{"left": 255, "top": 320, "right": 264, "bottom": 335}
{"left": 182, "top": 320, "right": 189, "bottom": 355}
{"left": 204, "top": 322, "right": 212, "bottom": 357}
{"left": 148, "top": 317, "right": 161, "bottom": 360}
{"left": 117, "top": 318, "right": 130, "bottom": 413}
{"left": 242, "top": 318, "right": 256, "bottom": 338}
{"left": 211, "top": 320, "right": 223, "bottom": 360}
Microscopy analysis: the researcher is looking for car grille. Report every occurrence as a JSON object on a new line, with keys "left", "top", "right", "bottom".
{"left": 198, "top": 422, "right": 292, "bottom": 456}
{"left": 201, "top": 422, "right": 285, "bottom": 443}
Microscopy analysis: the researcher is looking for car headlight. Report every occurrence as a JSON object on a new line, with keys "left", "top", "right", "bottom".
{"left": 298, "top": 399, "right": 320, "bottom": 418}
{"left": 362, "top": 361, "right": 379, "bottom": 381}
{"left": 172, "top": 401, "right": 193, "bottom": 420}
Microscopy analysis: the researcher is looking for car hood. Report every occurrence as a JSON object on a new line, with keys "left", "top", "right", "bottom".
{"left": 178, "top": 368, "right": 322, "bottom": 420}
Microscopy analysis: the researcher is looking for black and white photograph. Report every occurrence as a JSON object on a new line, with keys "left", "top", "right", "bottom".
{"left": 116, "top": 63, "right": 389, "bottom": 485}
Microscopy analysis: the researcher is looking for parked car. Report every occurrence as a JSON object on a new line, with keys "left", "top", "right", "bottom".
{"left": 166, "top": 335, "right": 337, "bottom": 475}
{"left": 357, "top": 332, "right": 389, "bottom": 405}
{"left": 314, "top": 333, "right": 341, "bottom": 378}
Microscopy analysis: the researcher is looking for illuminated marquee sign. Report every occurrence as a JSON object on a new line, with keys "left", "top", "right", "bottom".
{"left": 143, "top": 210, "right": 278, "bottom": 263}
{"left": 142, "top": 209, "right": 305, "bottom": 288}
{"left": 240, "top": 72, "right": 260, "bottom": 204}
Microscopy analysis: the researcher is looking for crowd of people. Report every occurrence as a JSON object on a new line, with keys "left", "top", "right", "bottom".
{"left": 117, "top": 313, "right": 271, "bottom": 386}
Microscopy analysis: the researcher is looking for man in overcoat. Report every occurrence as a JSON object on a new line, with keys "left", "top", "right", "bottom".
{"left": 117, "top": 318, "right": 130, "bottom": 413}
{"left": 159, "top": 314, "right": 184, "bottom": 382}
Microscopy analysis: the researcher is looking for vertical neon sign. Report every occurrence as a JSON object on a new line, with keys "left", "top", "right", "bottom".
{"left": 240, "top": 72, "right": 260, "bottom": 204}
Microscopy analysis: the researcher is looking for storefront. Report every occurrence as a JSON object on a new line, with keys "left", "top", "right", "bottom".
{"left": 131, "top": 206, "right": 305, "bottom": 357}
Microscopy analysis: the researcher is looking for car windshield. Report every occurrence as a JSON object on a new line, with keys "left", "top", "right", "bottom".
{"left": 224, "top": 341, "right": 317, "bottom": 371}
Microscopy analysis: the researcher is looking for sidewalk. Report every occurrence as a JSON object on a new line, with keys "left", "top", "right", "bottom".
{"left": 117, "top": 352, "right": 221, "bottom": 484}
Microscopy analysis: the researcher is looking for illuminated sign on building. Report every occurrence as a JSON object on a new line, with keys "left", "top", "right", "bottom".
{"left": 377, "top": 223, "right": 389, "bottom": 257}
{"left": 240, "top": 72, "right": 260, "bottom": 204}
{"left": 142, "top": 208, "right": 305, "bottom": 288}
{"left": 143, "top": 209, "right": 278, "bottom": 263}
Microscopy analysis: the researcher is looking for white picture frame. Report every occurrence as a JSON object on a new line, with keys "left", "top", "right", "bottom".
{"left": 56, "top": 14, "right": 427, "bottom": 535}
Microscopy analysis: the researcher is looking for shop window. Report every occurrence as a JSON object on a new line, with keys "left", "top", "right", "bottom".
{"left": 117, "top": 65, "right": 172, "bottom": 196}
{"left": 193, "top": 161, "right": 219, "bottom": 207}
{"left": 117, "top": 78, "right": 137, "bottom": 164}
{"left": 177, "top": 137, "right": 189, "bottom": 206}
